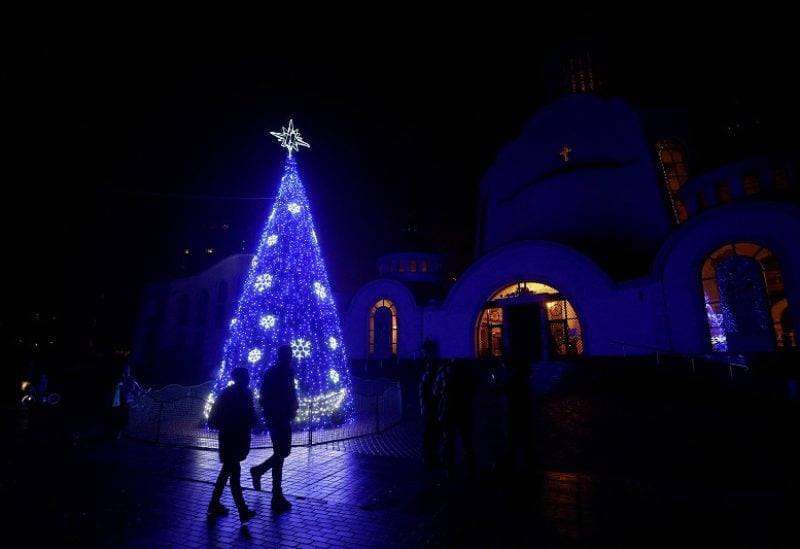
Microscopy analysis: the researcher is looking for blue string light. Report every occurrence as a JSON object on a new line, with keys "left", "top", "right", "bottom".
{"left": 206, "top": 143, "right": 353, "bottom": 429}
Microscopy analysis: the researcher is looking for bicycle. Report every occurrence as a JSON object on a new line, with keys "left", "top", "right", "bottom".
{"left": 21, "top": 390, "right": 61, "bottom": 407}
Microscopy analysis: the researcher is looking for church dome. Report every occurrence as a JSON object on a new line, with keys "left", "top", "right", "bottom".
{"left": 377, "top": 227, "right": 445, "bottom": 286}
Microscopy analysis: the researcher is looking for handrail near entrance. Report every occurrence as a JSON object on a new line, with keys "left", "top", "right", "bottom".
{"left": 609, "top": 340, "right": 670, "bottom": 363}
{"left": 609, "top": 340, "right": 753, "bottom": 384}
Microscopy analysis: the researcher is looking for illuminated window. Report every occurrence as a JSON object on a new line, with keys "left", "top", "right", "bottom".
{"left": 478, "top": 306, "right": 504, "bottom": 358}
{"left": 563, "top": 52, "right": 598, "bottom": 93}
{"left": 545, "top": 299, "right": 584, "bottom": 356}
{"left": 410, "top": 260, "right": 417, "bottom": 272}
{"left": 697, "top": 190, "right": 707, "bottom": 211}
{"left": 369, "top": 299, "right": 398, "bottom": 357}
{"left": 775, "top": 299, "right": 796, "bottom": 349}
{"left": 398, "top": 261, "right": 405, "bottom": 272}
{"left": 743, "top": 172, "right": 760, "bottom": 195}
{"left": 702, "top": 243, "right": 794, "bottom": 351}
{"left": 421, "top": 260, "right": 428, "bottom": 273}
{"left": 477, "top": 281, "right": 583, "bottom": 357}
{"left": 774, "top": 168, "right": 789, "bottom": 190}
{"left": 715, "top": 180, "right": 732, "bottom": 203}
{"left": 656, "top": 139, "right": 690, "bottom": 223}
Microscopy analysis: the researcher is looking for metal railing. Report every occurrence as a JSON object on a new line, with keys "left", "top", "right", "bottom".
{"left": 127, "top": 377, "right": 403, "bottom": 449}
{"left": 604, "top": 342, "right": 800, "bottom": 399}
{"left": 609, "top": 340, "right": 671, "bottom": 363}
{"left": 609, "top": 340, "right": 757, "bottom": 384}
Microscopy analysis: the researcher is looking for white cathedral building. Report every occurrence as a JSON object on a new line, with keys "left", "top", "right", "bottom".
{"left": 131, "top": 44, "right": 799, "bottom": 384}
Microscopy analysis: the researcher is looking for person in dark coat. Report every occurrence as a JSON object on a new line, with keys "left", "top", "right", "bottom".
{"left": 250, "top": 344, "right": 299, "bottom": 512}
{"left": 207, "top": 367, "right": 257, "bottom": 523}
{"left": 109, "top": 362, "right": 143, "bottom": 440}
{"left": 419, "top": 360, "right": 442, "bottom": 467}
{"left": 433, "top": 359, "right": 476, "bottom": 479}
{"left": 502, "top": 356, "right": 535, "bottom": 481}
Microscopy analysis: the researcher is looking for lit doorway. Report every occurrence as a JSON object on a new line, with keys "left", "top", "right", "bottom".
{"left": 477, "top": 281, "right": 583, "bottom": 360}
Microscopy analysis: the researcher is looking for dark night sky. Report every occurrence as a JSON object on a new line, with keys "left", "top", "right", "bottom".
{"left": 6, "top": 5, "right": 798, "bottom": 345}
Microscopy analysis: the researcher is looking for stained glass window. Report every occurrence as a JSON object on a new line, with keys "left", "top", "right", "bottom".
{"left": 702, "top": 243, "right": 795, "bottom": 351}
{"left": 656, "top": 138, "right": 690, "bottom": 223}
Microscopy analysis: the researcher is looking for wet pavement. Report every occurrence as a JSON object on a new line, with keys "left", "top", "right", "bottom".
{"left": 3, "top": 368, "right": 800, "bottom": 548}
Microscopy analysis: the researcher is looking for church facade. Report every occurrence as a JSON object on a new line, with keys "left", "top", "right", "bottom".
{"left": 343, "top": 91, "right": 798, "bottom": 364}
{"left": 131, "top": 52, "right": 799, "bottom": 382}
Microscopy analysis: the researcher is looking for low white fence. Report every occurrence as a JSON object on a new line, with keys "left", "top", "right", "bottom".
{"left": 128, "top": 377, "right": 403, "bottom": 448}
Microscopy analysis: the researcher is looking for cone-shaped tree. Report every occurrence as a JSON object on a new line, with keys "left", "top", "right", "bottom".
{"left": 207, "top": 120, "right": 353, "bottom": 428}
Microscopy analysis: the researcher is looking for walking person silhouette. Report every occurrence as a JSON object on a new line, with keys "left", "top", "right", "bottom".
{"left": 207, "top": 367, "right": 257, "bottom": 523}
{"left": 250, "top": 344, "right": 299, "bottom": 512}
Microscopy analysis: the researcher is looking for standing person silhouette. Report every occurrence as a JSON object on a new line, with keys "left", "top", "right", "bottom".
{"left": 419, "top": 360, "right": 442, "bottom": 468}
{"left": 207, "top": 367, "right": 257, "bottom": 523}
{"left": 497, "top": 353, "right": 535, "bottom": 485}
{"left": 433, "top": 359, "right": 476, "bottom": 480}
{"left": 109, "top": 362, "right": 142, "bottom": 440}
{"left": 250, "top": 344, "right": 299, "bottom": 512}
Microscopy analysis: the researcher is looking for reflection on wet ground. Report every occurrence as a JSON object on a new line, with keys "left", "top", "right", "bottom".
{"left": 3, "top": 379, "right": 800, "bottom": 547}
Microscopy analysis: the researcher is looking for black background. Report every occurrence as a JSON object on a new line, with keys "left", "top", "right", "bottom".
{"left": 6, "top": 4, "right": 798, "bottom": 348}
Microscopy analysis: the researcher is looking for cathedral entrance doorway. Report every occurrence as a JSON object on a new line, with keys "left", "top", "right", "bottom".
{"left": 477, "top": 281, "right": 583, "bottom": 361}
{"left": 503, "top": 300, "right": 547, "bottom": 364}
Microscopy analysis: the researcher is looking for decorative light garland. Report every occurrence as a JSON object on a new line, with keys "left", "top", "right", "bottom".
{"left": 208, "top": 120, "right": 353, "bottom": 428}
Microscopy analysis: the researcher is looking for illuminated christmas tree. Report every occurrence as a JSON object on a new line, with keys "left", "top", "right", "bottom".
{"left": 207, "top": 120, "right": 353, "bottom": 428}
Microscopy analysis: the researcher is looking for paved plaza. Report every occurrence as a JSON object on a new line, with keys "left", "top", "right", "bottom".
{"left": 3, "top": 365, "right": 800, "bottom": 548}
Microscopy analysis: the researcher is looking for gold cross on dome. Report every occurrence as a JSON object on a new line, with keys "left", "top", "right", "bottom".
{"left": 559, "top": 145, "right": 572, "bottom": 162}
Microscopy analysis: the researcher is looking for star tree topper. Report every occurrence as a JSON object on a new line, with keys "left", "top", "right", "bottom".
{"left": 270, "top": 119, "right": 310, "bottom": 157}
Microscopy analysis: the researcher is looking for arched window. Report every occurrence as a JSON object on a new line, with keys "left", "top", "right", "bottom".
{"left": 369, "top": 299, "right": 397, "bottom": 357}
{"left": 562, "top": 51, "right": 599, "bottom": 93}
{"left": 743, "top": 171, "right": 760, "bottom": 195}
{"left": 702, "top": 243, "right": 795, "bottom": 351}
{"left": 477, "top": 281, "right": 583, "bottom": 359}
{"left": 715, "top": 180, "right": 732, "bottom": 203}
{"left": 656, "top": 138, "right": 689, "bottom": 223}
{"left": 774, "top": 168, "right": 790, "bottom": 191}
